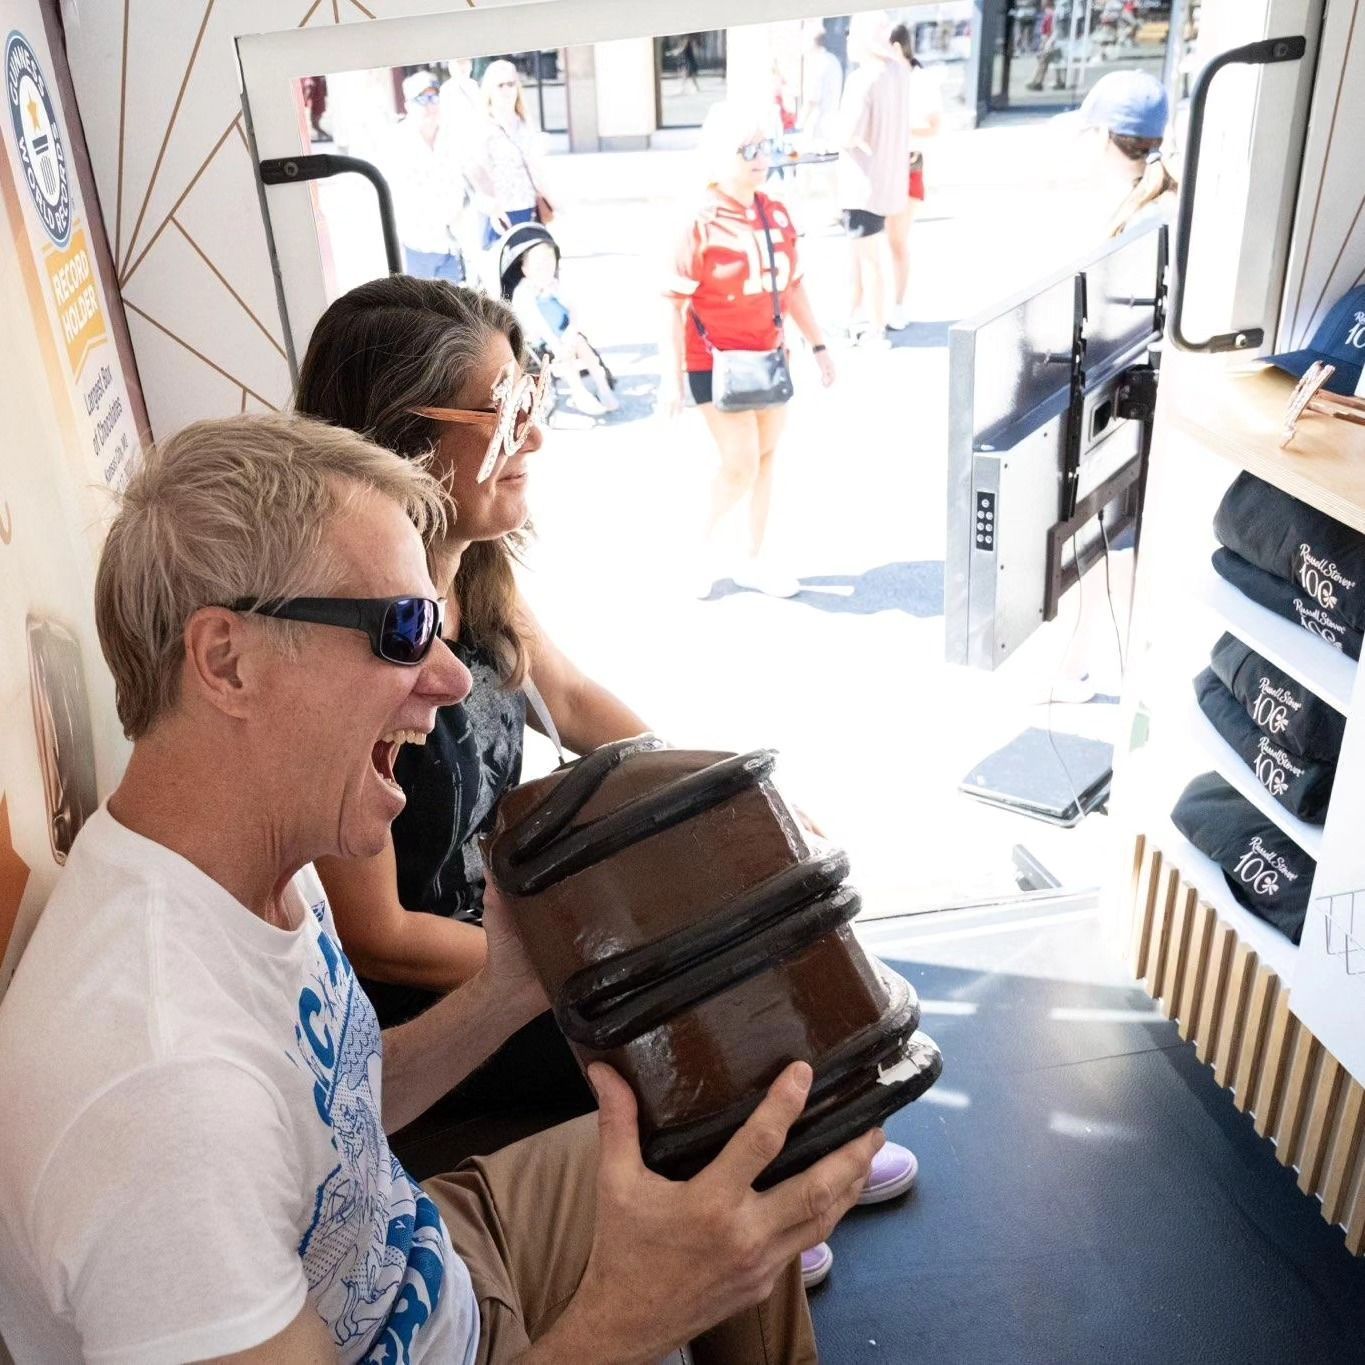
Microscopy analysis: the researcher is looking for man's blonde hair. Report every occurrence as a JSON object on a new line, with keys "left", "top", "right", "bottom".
{"left": 95, "top": 413, "right": 450, "bottom": 739}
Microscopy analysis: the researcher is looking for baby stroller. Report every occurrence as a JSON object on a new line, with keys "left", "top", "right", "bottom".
{"left": 497, "top": 222, "right": 619, "bottom": 416}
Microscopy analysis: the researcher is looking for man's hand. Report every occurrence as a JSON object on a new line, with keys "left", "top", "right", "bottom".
{"left": 539, "top": 1061, "right": 883, "bottom": 1363}
{"left": 481, "top": 881, "right": 550, "bottom": 1019}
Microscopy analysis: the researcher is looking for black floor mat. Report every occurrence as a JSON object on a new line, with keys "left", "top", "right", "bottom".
{"left": 811, "top": 952, "right": 1365, "bottom": 1364}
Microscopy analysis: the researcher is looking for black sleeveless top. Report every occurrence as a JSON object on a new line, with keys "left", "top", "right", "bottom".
{"left": 360, "top": 630, "right": 527, "bottom": 1027}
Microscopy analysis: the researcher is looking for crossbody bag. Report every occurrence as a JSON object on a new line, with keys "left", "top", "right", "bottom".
{"left": 690, "top": 196, "right": 794, "bottom": 412}
{"left": 496, "top": 121, "right": 554, "bottom": 225}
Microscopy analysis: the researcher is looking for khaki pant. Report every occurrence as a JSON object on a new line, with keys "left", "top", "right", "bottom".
{"left": 424, "top": 1115, "right": 818, "bottom": 1363}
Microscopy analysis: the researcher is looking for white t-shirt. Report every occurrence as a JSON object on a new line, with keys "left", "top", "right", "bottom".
{"left": 379, "top": 117, "right": 467, "bottom": 255}
{"left": 906, "top": 64, "right": 945, "bottom": 151}
{"left": 0, "top": 808, "right": 477, "bottom": 1364}
{"left": 801, "top": 48, "right": 844, "bottom": 142}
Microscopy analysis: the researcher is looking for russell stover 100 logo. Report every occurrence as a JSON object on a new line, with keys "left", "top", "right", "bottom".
{"left": 1234, "top": 836, "right": 1298, "bottom": 898}
{"left": 5, "top": 31, "right": 70, "bottom": 249}
{"left": 1298, "top": 544, "right": 1356, "bottom": 613}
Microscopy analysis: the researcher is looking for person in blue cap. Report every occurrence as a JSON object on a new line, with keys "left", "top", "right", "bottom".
{"left": 1077, "top": 70, "right": 1179, "bottom": 238}
{"left": 1266, "top": 285, "right": 1365, "bottom": 398}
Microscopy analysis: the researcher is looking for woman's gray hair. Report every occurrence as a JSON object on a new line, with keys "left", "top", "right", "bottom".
{"left": 95, "top": 412, "right": 449, "bottom": 739}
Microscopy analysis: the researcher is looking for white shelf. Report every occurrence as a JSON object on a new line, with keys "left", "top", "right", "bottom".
{"left": 1149, "top": 817, "right": 1301, "bottom": 984}
{"left": 1154, "top": 686, "right": 1325, "bottom": 862}
{"left": 1197, "top": 563, "right": 1356, "bottom": 716}
{"left": 1126, "top": 728, "right": 1313, "bottom": 985}
{"left": 1162, "top": 363, "right": 1365, "bottom": 538}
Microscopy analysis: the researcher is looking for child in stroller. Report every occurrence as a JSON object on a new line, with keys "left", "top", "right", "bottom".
{"left": 498, "top": 222, "right": 620, "bottom": 416}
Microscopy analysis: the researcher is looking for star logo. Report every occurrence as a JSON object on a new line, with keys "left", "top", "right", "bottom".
{"left": 0, "top": 794, "right": 32, "bottom": 963}
{"left": 5, "top": 33, "right": 71, "bottom": 247}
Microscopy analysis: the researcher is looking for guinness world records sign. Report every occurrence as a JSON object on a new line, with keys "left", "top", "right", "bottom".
{"left": 0, "top": 5, "right": 143, "bottom": 995}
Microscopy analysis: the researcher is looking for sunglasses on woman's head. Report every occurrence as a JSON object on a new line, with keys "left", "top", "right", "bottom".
{"left": 228, "top": 596, "right": 445, "bottom": 666}
{"left": 410, "top": 89, "right": 440, "bottom": 106}
{"left": 409, "top": 360, "right": 551, "bottom": 483}
{"left": 738, "top": 138, "right": 781, "bottom": 162}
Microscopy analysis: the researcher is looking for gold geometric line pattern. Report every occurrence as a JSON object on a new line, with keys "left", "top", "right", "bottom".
{"left": 123, "top": 300, "right": 280, "bottom": 411}
{"left": 299, "top": 0, "right": 325, "bottom": 25}
{"left": 121, "top": 115, "right": 242, "bottom": 287}
{"left": 119, "top": 0, "right": 217, "bottom": 280}
{"left": 233, "top": 119, "right": 251, "bottom": 155}
{"left": 350, "top": 0, "right": 377, "bottom": 16}
{"left": 114, "top": 0, "right": 132, "bottom": 264}
{"left": 240, "top": 387, "right": 248, "bottom": 413}
{"left": 1289, "top": 0, "right": 1362, "bottom": 347}
{"left": 332, "top": 0, "right": 341, "bottom": 24}
{"left": 171, "top": 217, "right": 288, "bottom": 359}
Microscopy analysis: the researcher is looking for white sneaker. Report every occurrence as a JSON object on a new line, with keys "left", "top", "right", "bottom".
{"left": 732, "top": 560, "right": 801, "bottom": 598}
{"left": 888, "top": 303, "right": 913, "bottom": 331}
{"left": 570, "top": 388, "right": 608, "bottom": 416}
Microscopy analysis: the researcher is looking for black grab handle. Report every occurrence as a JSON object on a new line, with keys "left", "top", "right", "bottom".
{"left": 1169, "top": 35, "right": 1307, "bottom": 354}
{"left": 259, "top": 153, "right": 403, "bottom": 276}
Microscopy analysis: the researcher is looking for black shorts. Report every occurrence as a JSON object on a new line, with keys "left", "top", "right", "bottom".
{"left": 687, "top": 370, "right": 713, "bottom": 406}
{"left": 842, "top": 208, "right": 886, "bottom": 238}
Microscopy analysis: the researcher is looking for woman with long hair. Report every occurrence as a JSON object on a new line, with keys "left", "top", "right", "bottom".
{"left": 885, "top": 24, "right": 943, "bottom": 330}
{"left": 1077, "top": 70, "right": 1179, "bottom": 238}
{"left": 661, "top": 100, "right": 836, "bottom": 599}
{"left": 295, "top": 277, "right": 643, "bottom": 1127}
{"left": 468, "top": 58, "right": 552, "bottom": 251}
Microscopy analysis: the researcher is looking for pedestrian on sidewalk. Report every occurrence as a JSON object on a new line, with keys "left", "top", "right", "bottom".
{"left": 835, "top": 10, "right": 913, "bottom": 346}
{"left": 467, "top": 59, "right": 553, "bottom": 260}
{"left": 660, "top": 100, "right": 835, "bottom": 600}
{"left": 379, "top": 70, "right": 467, "bottom": 283}
{"left": 800, "top": 26, "right": 844, "bottom": 146}
{"left": 885, "top": 24, "right": 944, "bottom": 331}
{"left": 1078, "top": 70, "right": 1179, "bottom": 238}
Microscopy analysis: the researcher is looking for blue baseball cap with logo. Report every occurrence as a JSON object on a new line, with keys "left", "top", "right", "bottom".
{"left": 1267, "top": 285, "right": 1365, "bottom": 396}
{"left": 1078, "top": 71, "right": 1170, "bottom": 141}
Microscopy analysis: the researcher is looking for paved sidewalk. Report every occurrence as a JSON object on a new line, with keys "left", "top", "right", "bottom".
{"left": 502, "top": 121, "right": 1129, "bottom": 915}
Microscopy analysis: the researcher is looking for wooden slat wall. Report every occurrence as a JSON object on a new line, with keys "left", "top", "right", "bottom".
{"left": 1129, "top": 836, "right": 1365, "bottom": 1254}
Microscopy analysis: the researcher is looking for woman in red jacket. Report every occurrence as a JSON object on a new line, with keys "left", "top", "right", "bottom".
{"left": 661, "top": 101, "right": 835, "bottom": 599}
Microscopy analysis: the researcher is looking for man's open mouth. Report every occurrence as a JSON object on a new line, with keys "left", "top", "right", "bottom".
{"left": 371, "top": 729, "right": 427, "bottom": 787}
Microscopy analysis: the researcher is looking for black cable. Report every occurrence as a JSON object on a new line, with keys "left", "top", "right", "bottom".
{"left": 1098, "top": 513, "right": 1127, "bottom": 678}
{"left": 1046, "top": 531, "right": 1088, "bottom": 821}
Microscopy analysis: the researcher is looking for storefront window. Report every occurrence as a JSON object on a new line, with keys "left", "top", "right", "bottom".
{"left": 493, "top": 50, "right": 569, "bottom": 135}
{"left": 988, "top": 1, "right": 1177, "bottom": 113}
{"left": 655, "top": 32, "right": 727, "bottom": 129}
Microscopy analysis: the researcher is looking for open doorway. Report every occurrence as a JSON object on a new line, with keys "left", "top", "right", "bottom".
{"left": 242, "top": 3, "right": 1160, "bottom": 918}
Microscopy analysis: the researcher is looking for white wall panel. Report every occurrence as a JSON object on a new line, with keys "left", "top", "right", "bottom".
{"left": 1282, "top": 0, "right": 1365, "bottom": 351}
{"left": 58, "top": 0, "right": 408, "bottom": 436}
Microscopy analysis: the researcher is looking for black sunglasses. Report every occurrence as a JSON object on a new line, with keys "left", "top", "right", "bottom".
{"left": 228, "top": 595, "right": 445, "bottom": 666}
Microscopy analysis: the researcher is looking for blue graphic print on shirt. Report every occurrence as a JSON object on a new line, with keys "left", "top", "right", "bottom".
{"left": 292, "top": 904, "right": 445, "bottom": 1363}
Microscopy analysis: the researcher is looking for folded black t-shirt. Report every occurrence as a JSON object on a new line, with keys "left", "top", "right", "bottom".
{"left": 1214, "top": 471, "right": 1365, "bottom": 631}
{"left": 1212, "top": 547, "right": 1363, "bottom": 660}
{"left": 1170, "top": 771, "right": 1313, "bottom": 944}
{"left": 1193, "top": 668, "right": 1335, "bottom": 824}
{"left": 1208, "top": 632, "right": 1345, "bottom": 764}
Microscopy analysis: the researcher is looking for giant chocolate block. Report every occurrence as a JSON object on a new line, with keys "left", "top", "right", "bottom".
{"left": 486, "top": 736, "right": 942, "bottom": 1186}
